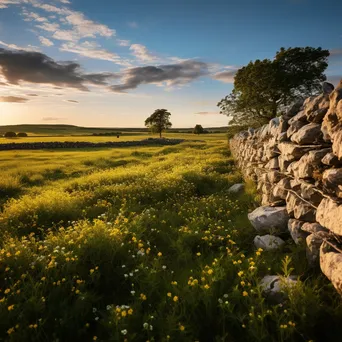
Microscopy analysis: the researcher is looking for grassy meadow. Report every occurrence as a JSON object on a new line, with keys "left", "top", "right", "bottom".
{"left": 1, "top": 134, "right": 342, "bottom": 341}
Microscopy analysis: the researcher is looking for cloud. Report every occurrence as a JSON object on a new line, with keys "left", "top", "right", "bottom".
{"left": 39, "top": 36, "right": 54, "bottom": 47}
{"left": 195, "top": 111, "right": 220, "bottom": 115}
{"left": 117, "top": 39, "right": 130, "bottom": 47}
{"left": 212, "top": 69, "right": 237, "bottom": 83}
{"left": 110, "top": 60, "right": 209, "bottom": 92}
{"left": 42, "top": 116, "right": 65, "bottom": 121}
{"left": 0, "top": 48, "right": 118, "bottom": 91}
{"left": 66, "top": 99, "right": 78, "bottom": 103}
{"left": 0, "top": 40, "right": 40, "bottom": 52}
{"left": 329, "top": 49, "right": 342, "bottom": 57}
{"left": 127, "top": 21, "right": 138, "bottom": 28}
{"left": 0, "top": 95, "right": 28, "bottom": 103}
{"left": 130, "top": 44, "right": 157, "bottom": 62}
{"left": 22, "top": 10, "right": 48, "bottom": 23}
{"left": 26, "top": 93, "right": 38, "bottom": 96}
{"left": 60, "top": 42, "right": 129, "bottom": 65}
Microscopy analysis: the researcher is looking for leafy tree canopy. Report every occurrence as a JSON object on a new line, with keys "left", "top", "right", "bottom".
{"left": 218, "top": 47, "right": 330, "bottom": 128}
{"left": 193, "top": 124, "right": 204, "bottom": 134}
{"left": 145, "top": 109, "right": 172, "bottom": 138}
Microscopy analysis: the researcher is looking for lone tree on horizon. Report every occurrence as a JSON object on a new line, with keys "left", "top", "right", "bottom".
{"left": 193, "top": 124, "right": 204, "bottom": 134}
{"left": 145, "top": 109, "right": 172, "bottom": 138}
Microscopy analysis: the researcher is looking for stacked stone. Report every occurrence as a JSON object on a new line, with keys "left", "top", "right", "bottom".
{"left": 229, "top": 80, "right": 342, "bottom": 295}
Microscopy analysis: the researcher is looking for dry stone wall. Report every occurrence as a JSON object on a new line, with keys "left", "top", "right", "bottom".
{"left": 230, "top": 80, "right": 342, "bottom": 295}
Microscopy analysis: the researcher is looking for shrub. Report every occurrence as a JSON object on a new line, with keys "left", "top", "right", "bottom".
{"left": 4, "top": 131, "right": 17, "bottom": 138}
{"left": 17, "top": 132, "right": 28, "bottom": 137}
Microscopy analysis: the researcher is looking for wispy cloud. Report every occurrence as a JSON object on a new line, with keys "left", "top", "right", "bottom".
{"left": 117, "top": 39, "right": 130, "bottom": 47}
{"left": 42, "top": 116, "right": 66, "bottom": 121}
{"left": 212, "top": 68, "right": 238, "bottom": 83}
{"left": 0, "top": 95, "right": 28, "bottom": 103}
{"left": 195, "top": 111, "right": 220, "bottom": 115}
{"left": 39, "top": 36, "right": 54, "bottom": 47}
{"left": 127, "top": 21, "right": 138, "bottom": 29}
{"left": 66, "top": 99, "right": 79, "bottom": 103}
{"left": 129, "top": 44, "right": 157, "bottom": 63}
{"left": 0, "top": 40, "right": 39, "bottom": 51}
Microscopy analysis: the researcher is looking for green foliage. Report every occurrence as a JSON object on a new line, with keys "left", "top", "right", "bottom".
{"left": 193, "top": 124, "right": 204, "bottom": 134}
{"left": 218, "top": 47, "right": 330, "bottom": 128}
{"left": 17, "top": 132, "right": 28, "bottom": 137}
{"left": 145, "top": 109, "right": 172, "bottom": 138}
{"left": 4, "top": 131, "right": 17, "bottom": 138}
{"left": 0, "top": 139, "right": 341, "bottom": 341}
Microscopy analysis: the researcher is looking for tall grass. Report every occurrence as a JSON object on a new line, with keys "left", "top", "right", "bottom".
{"left": 0, "top": 138, "right": 341, "bottom": 341}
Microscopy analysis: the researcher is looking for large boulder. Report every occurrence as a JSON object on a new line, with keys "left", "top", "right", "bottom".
{"left": 228, "top": 183, "right": 245, "bottom": 194}
{"left": 248, "top": 206, "right": 289, "bottom": 234}
{"left": 286, "top": 192, "right": 316, "bottom": 222}
{"left": 301, "top": 222, "right": 328, "bottom": 234}
{"left": 321, "top": 151, "right": 341, "bottom": 166}
{"left": 260, "top": 275, "right": 298, "bottom": 303}
{"left": 287, "top": 120, "right": 307, "bottom": 139}
{"left": 316, "top": 198, "right": 342, "bottom": 235}
{"left": 253, "top": 235, "right": 285, "bottom": 251}
{"left": 323, "top": 82, "right": 334, "bottom": 95}
{"left": 291, "top": 123, "right": 324, "bottom": 145}
{"left": 284, "top": 99, "right": 304, "bottom": 121}
{"left": 320, "top": 241, "right": 342, "bottom": 295}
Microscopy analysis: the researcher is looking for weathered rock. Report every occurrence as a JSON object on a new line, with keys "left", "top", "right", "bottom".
{"left": 248, "top": 206, "right": 289, "bottom": 234}
{"left": 278, "top": 142, "right": 320, "bottom": 161}
{"left": 322, "top": 169, "right": 342, "bottom": 198}
{"left": 316, "top": 198, "right": 342, "bottom": 235}
{"left": 320, "top": 241, "right": 342, "bottom": 295}
{"left": 300, "top": 183, "right": 323, "bottom": 206}
{"left": 288, "top": 110, "right": 308, "bottom": 125}
{"left": 304, "top": 94, "right": 330, "bottom": 123}
{"left": 288, "top": 219, "right": 308, "bottom": 244}
{"left": 332, "top": 129, "right": 342, "bottom": 160}
{"left": 228, "top": 183, "right": 245, "bottom": 193}
{"left": 306, "top": 234, "right": 323, "bottom": 266}
{"left": 301, "top": 222, "right": 328, "bottom": 234}
{"left": 287, "top": 120, "right": 307, "bottom": 138}
{"left": 322, "top": 81, "right": 342, "bottom": 140}
{"left": 254, "top": 235, "right": 285, "bottom": 251}
{"left": 291, "top": 123, "right": 324, "bottom": 145}
{"left": 323, "top": 82, "right": 334, "bottom": 95}
{"left": 286, "top": 192, "right": 316, "bottom": 222}
{"left": 321, "top": 152, "right": 341, "bottom": 166}
{"left": 284, "top": 99, "right": 304, "bottom": 121}
{"left": 260, "top": 275, "right": 298, "bottom": 303}
{"left": 272, "top": 177, "right": 291, "bottom": 200}
{"left": 265, "top": 157, "right": 279, "bottom": 170}
{"left": 291, "top": 148, "right": 330, "bottom": 179}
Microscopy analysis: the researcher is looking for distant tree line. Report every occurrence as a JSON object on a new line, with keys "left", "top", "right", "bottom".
{"left": 2, "top": 132, "right": 28, "bottom": 137}
{"left": 92, "top": 132, "right": 122, "bottom": 136}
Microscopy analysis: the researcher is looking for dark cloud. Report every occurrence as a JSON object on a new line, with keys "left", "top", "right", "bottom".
{"left": 110, "top": 60, "right": 209, "bottom": 92}
{"left": 26, "top": 93, "right": 39, "bottom": 96}
{"left": 66, "top": 99, "right": 79, "bottom": 103}
{"left": 195, "top": 111, "right": 220, "bottom": 115}
{"left": 0, "top": 48, "right": 118, "bottom": 91}
{"left": 0, "top": 81, "right": 8, "bottom": 86}
{"left": 212, "top": 69, "right": 237, "bottom": 83}
{"left": 0, "top": 96, "right": 28, "bottom": 103}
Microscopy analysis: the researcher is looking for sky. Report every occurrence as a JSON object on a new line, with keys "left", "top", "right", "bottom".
{"left": 0, "top": 0, "right": 341, "bottom": 128}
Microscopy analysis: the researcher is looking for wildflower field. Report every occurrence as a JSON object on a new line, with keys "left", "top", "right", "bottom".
{"left": 0, "top": 135, "right": 342, "bottom": 342}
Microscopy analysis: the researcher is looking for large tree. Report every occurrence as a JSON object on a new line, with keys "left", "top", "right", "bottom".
{"left": 145, "top": 109, "right": 172, "bottom": 138}
{"left": 193, "top": 124, "right": 204, "bottom": 134}
{"left": 218, "top": 47, "right": 330, "bottom": 127}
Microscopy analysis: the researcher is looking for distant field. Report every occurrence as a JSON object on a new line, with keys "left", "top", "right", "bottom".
{"left": 0, "top": 124, "right": 229, "bottom": 136}
{"left": 0, "top": 132, "right": 227, "bottom": 144}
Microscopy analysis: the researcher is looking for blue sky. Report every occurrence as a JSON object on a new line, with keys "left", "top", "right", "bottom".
{"left": 0, "top": 0, "right": 341, "bottom": 127}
